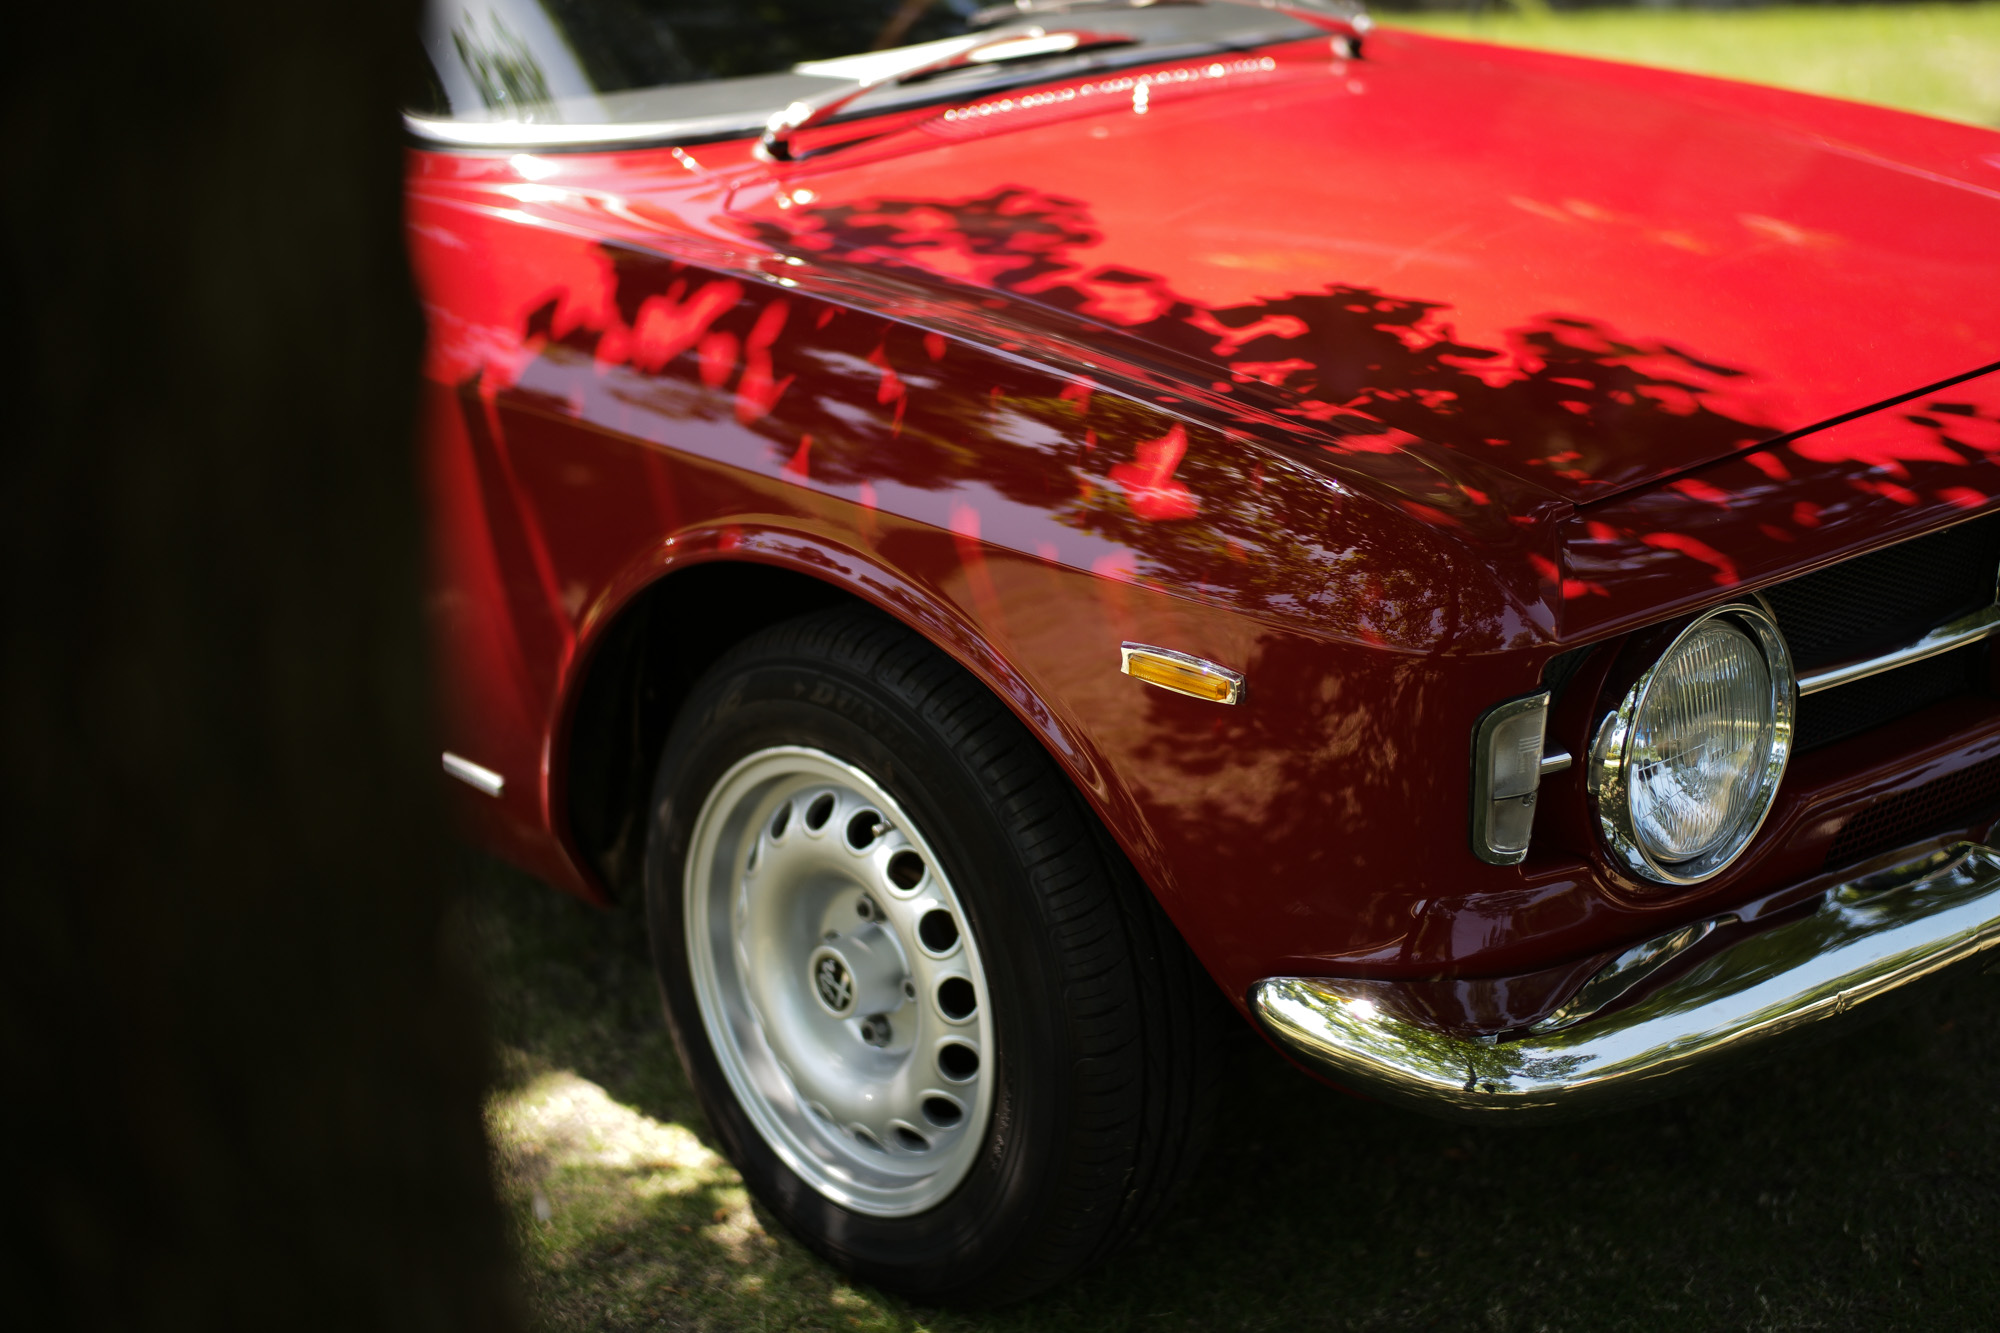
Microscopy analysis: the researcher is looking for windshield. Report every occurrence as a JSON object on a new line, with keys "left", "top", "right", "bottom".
{"left": 410, "top": 1, "right": 1359, "bottom": 147}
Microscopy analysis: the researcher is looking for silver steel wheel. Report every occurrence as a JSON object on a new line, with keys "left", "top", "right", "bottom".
{"left": 684, "top": 745, "right": 995, "bottom": 1217}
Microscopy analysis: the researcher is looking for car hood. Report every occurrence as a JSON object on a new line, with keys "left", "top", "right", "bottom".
{"left": 728, "top": 27, "right": 2000, "bottom": 505}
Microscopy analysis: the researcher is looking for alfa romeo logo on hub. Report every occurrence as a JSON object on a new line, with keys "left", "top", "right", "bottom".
{"left": 812, "top": 948, "right": 855, "bottom": 1016}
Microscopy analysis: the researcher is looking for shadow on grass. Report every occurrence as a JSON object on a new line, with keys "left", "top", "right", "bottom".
{"left": 465, "top": 852, "right": 2000, "bottom": 1333}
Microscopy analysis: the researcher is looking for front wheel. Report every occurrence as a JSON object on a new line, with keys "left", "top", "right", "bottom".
{"left": 644, "top": 608, "right": 1221, "bottom": 1304}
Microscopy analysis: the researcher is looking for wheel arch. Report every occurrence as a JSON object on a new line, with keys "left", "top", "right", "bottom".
{"left": 559, "top": 556, "right": 851, "bottom": 900}
{"left": 556, "top": 528, "right": 1135, "bottom": 905}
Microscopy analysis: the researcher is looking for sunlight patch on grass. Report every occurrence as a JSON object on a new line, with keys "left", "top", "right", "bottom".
{"left": 496, "top": 1068, "right": 724, "bottom": 1182}
{"left": 489, "top": 1061, "right": 943, "bottom": 1332}
{"left": 1393, "top": 3, "right": 2000, "bottom": 128}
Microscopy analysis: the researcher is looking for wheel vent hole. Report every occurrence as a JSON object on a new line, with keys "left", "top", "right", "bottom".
{"left": 887, "top": 851, "right": 925, "bottom": 891}
{"left": 846, "top": 810, "right": 882, "bottom": 849}
{"left": 769, "top": 804, "right": 791, "bottom": 838}
{"left": 922, "top": 1097, "right": 963, "bottom": 1128}
{"left": 919, "top": 910, "right": 960, "bottom": 954}
{"left": 805, "top": 794, "right": 835, "bottom": 831}
{"left": 850, "top": 1125, "right": 885, "bottom": 1152}
{"left": 936, "top": 977, "right": 977, "bottom": 1022}
{"left": 937, "top": 1042, "right": 979, "bottom": 1081}
{"left": 893, "top": 1125, "right": 929, "bottom": 1152}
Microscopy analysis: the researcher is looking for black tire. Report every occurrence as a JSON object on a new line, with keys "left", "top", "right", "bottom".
{"left": 643, "top": 606, "right": 1223, "bottom": 1305}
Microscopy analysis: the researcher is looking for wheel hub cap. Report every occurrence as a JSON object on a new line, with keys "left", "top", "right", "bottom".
{"left": 809, "top": 948, "right": 856, "bottom": 1016}
{"left": 683, "top": 747, "right": 995, "bottom": 1217}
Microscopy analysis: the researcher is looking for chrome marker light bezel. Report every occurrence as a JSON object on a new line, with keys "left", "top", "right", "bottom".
{"left": 1588, "top": 601, "right": 1796, "bottom": 887}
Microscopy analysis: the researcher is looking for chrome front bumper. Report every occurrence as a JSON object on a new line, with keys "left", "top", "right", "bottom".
{"left": 1251, "top": 842, "right": 2000, "bottom": 1122}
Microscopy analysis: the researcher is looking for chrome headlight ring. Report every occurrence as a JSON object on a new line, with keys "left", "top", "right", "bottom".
{"left": 1588, "top": 601, "right": 1797, "bottom": 887}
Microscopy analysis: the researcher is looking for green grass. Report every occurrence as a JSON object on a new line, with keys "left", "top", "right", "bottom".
{"left": 1391, "top": 3, "right": 2000, "bottom": 128}
{"left": 470, "top": 854, "right": 2000, "bottom": 1332}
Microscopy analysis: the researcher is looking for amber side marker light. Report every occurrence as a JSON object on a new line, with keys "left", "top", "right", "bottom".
{"left": 1119, "top": 643, "right": 1245, "bottom": 705}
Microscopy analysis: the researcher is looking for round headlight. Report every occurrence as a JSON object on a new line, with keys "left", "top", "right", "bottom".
{"left": 1588, "top": 602, "right": 1795, "bottom": 885}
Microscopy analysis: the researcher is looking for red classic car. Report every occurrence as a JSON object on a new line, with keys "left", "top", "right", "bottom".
{"left": 409, "top": 0, "right": 2000, "bottom": 1303}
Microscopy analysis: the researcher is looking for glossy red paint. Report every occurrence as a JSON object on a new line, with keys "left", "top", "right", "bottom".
{"left": 411, "top": 28, "right": 2000, "bottom": 1030}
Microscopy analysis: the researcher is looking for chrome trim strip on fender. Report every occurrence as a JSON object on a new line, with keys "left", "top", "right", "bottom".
{"left": 1250, "top": 841, "right": 2000, "bottom": 1122}
{"left": 1797, "top": 602, "right": 2000, "bottom": 695}
{"left": 441, "top": 751, "right": 506, "bottom": 797}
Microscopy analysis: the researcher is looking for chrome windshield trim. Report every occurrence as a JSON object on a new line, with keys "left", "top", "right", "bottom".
{"left": 1251, "top": 841, "right": 2000, "bottom": 1122}
{"left": 1797, "top": 601, "right": 2000, "bottom": 695}
{"left": 441, "top": 751, "right": 505, "bottom": 797}
{"left": 404, "top": 111, "right": 772, "bottom": 149}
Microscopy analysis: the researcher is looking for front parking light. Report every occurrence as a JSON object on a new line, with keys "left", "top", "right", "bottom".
{"left": 1470, "top": 691, "right": 1557, "bottom": 865}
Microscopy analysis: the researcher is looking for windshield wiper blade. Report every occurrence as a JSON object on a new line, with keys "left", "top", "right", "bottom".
{"left": 757, "top": 27, "right": 1137, "bottom": 163}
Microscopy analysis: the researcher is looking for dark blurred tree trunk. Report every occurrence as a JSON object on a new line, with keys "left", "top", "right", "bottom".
{"left": 1, "top": 5, "right": 518, "bottom": 1330}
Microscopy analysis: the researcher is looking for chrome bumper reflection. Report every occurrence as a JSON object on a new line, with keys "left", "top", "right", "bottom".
{"left": 1251, "top": 843, "right": 2000, "bottom": 1122}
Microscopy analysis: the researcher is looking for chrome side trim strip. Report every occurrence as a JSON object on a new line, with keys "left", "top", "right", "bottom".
{"left": 1796, "top": 602, "right": 2000, "bottom": 695}
{"left": 1251, "top": 842, "right": 2000, "bottom": 1122}
{"left": 441, "top": 751, "right": 506, "bottom": 798}
{"left": 1538, "top": 748, "right": 1573, "bottom": 777}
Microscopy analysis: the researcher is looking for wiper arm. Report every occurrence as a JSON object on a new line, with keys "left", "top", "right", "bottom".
{"left": 757, "top": 0, "right": 1372, "bottom": 166}
{"left": 969, "top": 0, "right": 1202, "bottom": 23}
{"left": 757, "top": 27, "right": 1137, "bottom": 163}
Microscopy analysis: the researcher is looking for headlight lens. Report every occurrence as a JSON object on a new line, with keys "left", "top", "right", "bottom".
{"left": 1590, "top": 603, "right": 1795, "bottom": 885}
{"left": 1629, "top": 621, "right": 1773, "bottom": 862}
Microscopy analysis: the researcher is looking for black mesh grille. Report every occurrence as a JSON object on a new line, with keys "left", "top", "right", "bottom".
{"left": 1793, "top": 645, "right": 1986, "bottom": 753}
{"left": 1758, "top": 514, "right": 2000, "bottom": 752}
{"left": 1825, "top": 751, "right": 2000, "bottom": 869}
{"left": 1762, "top": 514, "right": 2000, "bottom": 670}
